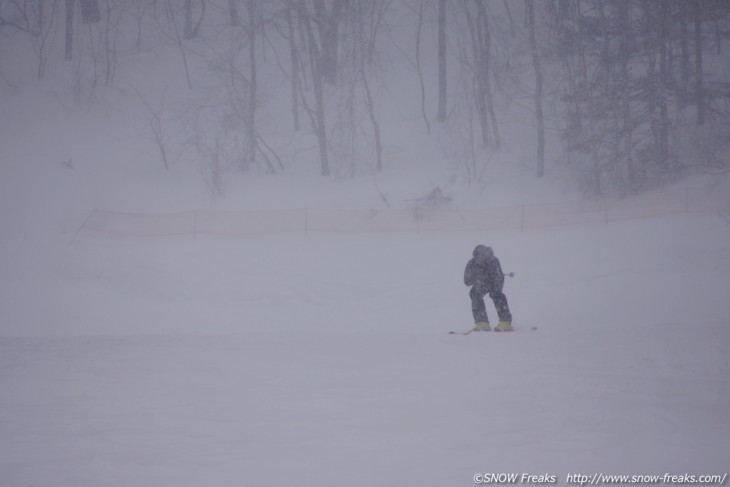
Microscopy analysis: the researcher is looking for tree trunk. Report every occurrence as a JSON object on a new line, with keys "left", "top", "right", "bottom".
{"left": 414, "top": 1, "right": 430, "bottom": 133}
{"left": 300, "top": 1, "right": 330, "bottom": 176}
{"left": 313, "top": 0, "right": 344, "bottom": 85}
{"left": 619, "top": 0, "right": 635, "bottom": 193}
{"left": 469, "top": 1, "right": 498, "bottom": 148}
{"left": 229, "top": 0, "right": 240, "bottom": 26}
{"left": 185, "top": 0, "right": 193, "bottom": 38}
{"left": 184, "top": 0, "right": 205, "bottom": 39}
{"left": 680, "top": 2, "right": 690, "bottom": 102}
{"left": 285, "top": 6, "right": 301, "bottom": 131}
{"left": 526, "top": 0, "right": 545, "bottom": 178}
{"left": 694, "top": 0, "right": 705, "bottom": 125}
{"left": 658, "top": 3, "right": 669, "bottom": 167}
{"left": 437, "top": 0, "right": 447, "bottom": 123}
{"left": 362, "top": 68, "right": 383, "bottom": 172}
{"left": 247, "top": 0, "right": 257, "bottom": 166}
{"left": 80, "top": 0, "right": 100, "bottom": 24}
{"left": 65, "top": 0, "right": 75, "bottom": 60}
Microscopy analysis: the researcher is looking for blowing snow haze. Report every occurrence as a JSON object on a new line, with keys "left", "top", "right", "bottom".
{"left": 1, "top": 2, "right": 730, "bottom": 487}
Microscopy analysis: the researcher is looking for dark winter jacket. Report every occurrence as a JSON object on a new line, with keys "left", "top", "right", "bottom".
{"left": 464, "top": 256, "right": 505, "bottom": 293}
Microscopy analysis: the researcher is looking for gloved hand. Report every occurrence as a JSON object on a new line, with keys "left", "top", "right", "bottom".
{"left": 473, "top": 281, "right": 489, "bottom": 295}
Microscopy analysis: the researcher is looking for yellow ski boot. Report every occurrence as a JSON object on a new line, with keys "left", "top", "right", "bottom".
{"left": 473, "top": 321, "right": 491, "bottom": 332}
{"left": 494, "top": 321, "right": 514, "bottom": 332}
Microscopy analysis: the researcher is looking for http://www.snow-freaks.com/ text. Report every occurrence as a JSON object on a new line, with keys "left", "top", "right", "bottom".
{"left": 472, "top": 472, "right": 728, "bottom": 485}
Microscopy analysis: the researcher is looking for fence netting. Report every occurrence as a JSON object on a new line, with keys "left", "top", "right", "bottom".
{"left": 72, "top": 187, "right": 728, "bottom": 241}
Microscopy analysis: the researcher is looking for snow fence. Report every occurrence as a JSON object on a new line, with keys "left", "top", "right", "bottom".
{"left": 71, "top": 187, "right": 728, "bottom": 241}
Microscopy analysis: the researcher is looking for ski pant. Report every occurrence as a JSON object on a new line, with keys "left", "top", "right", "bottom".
{"left": 470, "top": 286, "right": 512, "bottom": 324}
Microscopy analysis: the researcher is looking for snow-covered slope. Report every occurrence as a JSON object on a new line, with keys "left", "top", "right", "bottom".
{"left": 2, "top": 204, "right": 730, "bottom": 486}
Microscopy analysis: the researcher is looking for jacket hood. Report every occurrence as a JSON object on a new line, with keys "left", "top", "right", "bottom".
{"left": 473, "top": 245, "right": 494, "bottom": 261}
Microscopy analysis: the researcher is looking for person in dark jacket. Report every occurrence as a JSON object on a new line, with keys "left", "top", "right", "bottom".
{"left": 464, "top": 244, "right": 513, "bottom": 332}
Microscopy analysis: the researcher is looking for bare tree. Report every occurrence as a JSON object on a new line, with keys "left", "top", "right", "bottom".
{"left": 463, "top": 0, "right": 500, "bottom": 148}
{"left": 294, "top": 0, "right": 331, "bottom": 176}
{"left": 525, "top": 0, "right": 545, "bottom": 177}
{"left": 389, "top": 0, "right": 430, "bottom": 134}
{"left": 79, "top": 0, "right": 100, "bottom": 23}
{"left": 313, "top": 0, "right": 345, "bottom": 85}
{"left": 65, "top": 0, "right": 75, "bottom": 60}
{"left": 284, "top": 4, "right": 301, "bottom": 131}
{"left": 618, "top": 0, "right": 636, "bottom": 193}
{"left": 184, "top": 0, "right": 205, "bottom": 39}
{"left": 694, "top": 0, "right": 705, "bottom": 126}
{"left": 155, "top": 0, "right": 194, "bottom": 89}
{"left": 229, "top": 0, "right": 241, "bottom": 26}
{"left": 353, "top": 0, "right": 387, "bottom": 172}
{"left": 436, "top": 0, "right": 446, "bottom": 123}
{"left": 245, "top": 0, "right": 257, "bottom": 166}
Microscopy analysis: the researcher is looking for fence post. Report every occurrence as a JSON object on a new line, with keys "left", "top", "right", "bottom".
{"left": 69, "top": 209, "right": 96, "bottom": 244}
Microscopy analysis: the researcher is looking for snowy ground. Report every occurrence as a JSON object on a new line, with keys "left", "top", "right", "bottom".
{"left": 2, "top": 212, "right": 730, "bottom": 487}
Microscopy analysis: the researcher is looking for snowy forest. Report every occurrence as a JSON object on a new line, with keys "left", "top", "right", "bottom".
{"left": 2, "top": 0, "right": 730, "bottom": 198}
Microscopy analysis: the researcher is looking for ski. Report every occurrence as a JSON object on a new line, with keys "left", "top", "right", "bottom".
{"left": 449, "top": 326, "right": 536, "bottom": 335}
{"left": 448, "top": 329, "right": 476, "bottom": 335}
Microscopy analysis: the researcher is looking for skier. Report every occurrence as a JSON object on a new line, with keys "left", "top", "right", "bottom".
{"left": 464, "top": 244, "right": 513, "bottom": 332}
